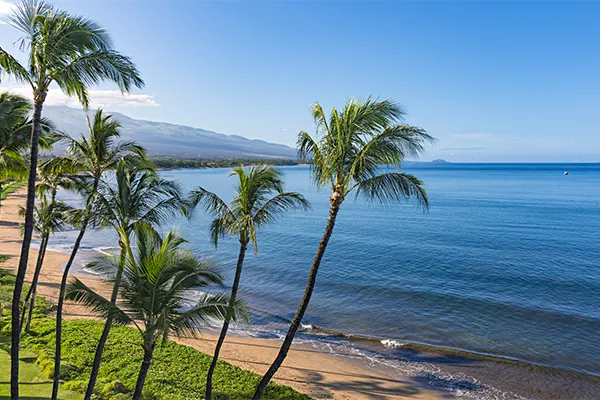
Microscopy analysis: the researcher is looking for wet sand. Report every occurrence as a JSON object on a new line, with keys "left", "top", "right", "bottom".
{"left": 0, "top": 191, "right": 445, "bottom": 400}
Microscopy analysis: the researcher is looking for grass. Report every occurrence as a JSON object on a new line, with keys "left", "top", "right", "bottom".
{"left": 0, "top": 337, "right": 83, "bottom": 400}
{"left": 0, "top": 269, "right": 311, "bottom": 400}
{"left": 0, "top": 256, "right": 6, "bottom": 264}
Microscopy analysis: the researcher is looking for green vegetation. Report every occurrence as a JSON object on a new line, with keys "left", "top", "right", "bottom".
{"left": 79, "top": 159, "right": 186, "bottom": 398}
{"left": 1, "top": 0, "right": 144, "bottom": 395}
{"left": 0, "top": 255, "right": 6, "bottom": 263}
{"left": 151, "top": 157, "right": 302, "bottom": 170}
{"left": 0, "top": 268, "right": 309, "bottom": 400}
{"left": 67, "top": 225, "right": 237, "bottom": 399}
{"left": 0, "top": 180, "right": 26, "bottom": 201}
{"left": 0, "top": 340, "right": 83, "bottom": 400}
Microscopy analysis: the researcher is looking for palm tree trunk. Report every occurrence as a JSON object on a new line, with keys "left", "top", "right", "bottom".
{"left": 205, "top": 237, "right": 248, "bottom": 400}
{"left": 84, "top": 247, "right": 127, "bottom": 400}
{"left": 19, "top": 234, "right": 49, "bottom": 332}
{"left": 51, "top": 218, "right": 89, "bottom": 400}
{"left": 11, "top": 97, "right": 44, "bottom": 400}
{"left": 253, "top": 201, "right": 341, "bottom": 399}
{"left": 132, "top": 344, "right": 155, "bottom": 400}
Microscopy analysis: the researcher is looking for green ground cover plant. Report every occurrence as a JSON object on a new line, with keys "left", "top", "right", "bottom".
{"left": 0, "top": 269, "right": 310, "bottom": 400}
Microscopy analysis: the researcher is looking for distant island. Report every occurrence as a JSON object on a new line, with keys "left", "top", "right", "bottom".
{"left": 431, "top": 159, "right": 450, "bottom": 163}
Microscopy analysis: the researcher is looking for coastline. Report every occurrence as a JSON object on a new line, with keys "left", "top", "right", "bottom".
{"left": 4, "top": 189, "right": 600, "bottom": 400}
{"left": 0, "top": 190, "right": 445, "bottom": 400}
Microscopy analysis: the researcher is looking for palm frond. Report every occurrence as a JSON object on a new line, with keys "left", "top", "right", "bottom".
{"left": 66, "top": 278, "right": 135, "bottom": 328}
{"left": 354, "top": 172, "right": 429, "bottom": 209}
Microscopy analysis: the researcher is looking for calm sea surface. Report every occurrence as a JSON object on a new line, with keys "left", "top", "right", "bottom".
{"left": 52, "top": 163, "right": 600, "bottom": 399}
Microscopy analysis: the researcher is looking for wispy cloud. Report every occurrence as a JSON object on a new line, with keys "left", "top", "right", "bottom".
{"left": 0, "top": 84, "right": 160, "bottom": 108}
{"left": 0, "top": 0, "right": 15, "bottom": 23}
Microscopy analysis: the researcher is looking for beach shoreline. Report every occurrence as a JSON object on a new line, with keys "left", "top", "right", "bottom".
{"left": 0, "top": 190, "right": 446, "bottom": 400}
{"left": 4, "top": 189, "right": 600, "bottom": 400}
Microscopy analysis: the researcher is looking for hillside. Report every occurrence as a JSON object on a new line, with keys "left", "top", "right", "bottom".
{"left": 42, "top": 106, "right": 297, "bottom": 159}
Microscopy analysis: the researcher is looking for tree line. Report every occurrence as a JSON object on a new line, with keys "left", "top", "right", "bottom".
{"left": 0, "top": 1, "right": 433, "bottom": 399}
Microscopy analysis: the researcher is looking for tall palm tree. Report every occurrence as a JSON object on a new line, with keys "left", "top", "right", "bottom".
{"left": 1, "top": 1, "right": 143, "bottom": 395}
{"left": 82, "top": 159, "right": 186, "bottom": 399}
{"left": 19, "top": 195, "right": 72, "bottom": 331}
{"left": 66, "top": 225, "right": 239, "bottom": 400}
{"left": 189, "top": 165, "right": 309, "bottom": 400}
{"left": 51, "top": 110, "right": 146, "bottom": 398}
{"left": 0, "top": 92, "right": 56, "bottom": 209}
{"left": 19, "top": 158, "right": 77, "bottom": 331}
{"left": 253, "top": 98, "right": 433, "bottom": 398}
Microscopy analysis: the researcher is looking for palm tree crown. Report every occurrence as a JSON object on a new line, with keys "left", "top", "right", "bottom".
{"left": 190, "top": 164, "right": 310, "bottom": 252}
{"left": 91, "top": 159, "right": 185, "bottom": 245}
{"left": 64, "top": 109, "right": 146, "bottom": 193}
{"left": 0, "top": 0, "right": 143, "bottom": 106}
{"left": 298, "top": 97, "right": 433, "bottom": 207}
{"left": 0, "top": 92, "right": 56, "bottom": 182}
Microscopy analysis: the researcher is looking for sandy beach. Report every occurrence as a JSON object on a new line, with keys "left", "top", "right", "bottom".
{"left": 0, "top": 190, "right": 444, "bottom": 400}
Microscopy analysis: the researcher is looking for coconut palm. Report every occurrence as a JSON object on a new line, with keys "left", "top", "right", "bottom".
{"left": 52, "top": 110, "right": 146, "bottom": 398}
{"left": 0, "top": 92, "right": 56, "bottom": 209}
{"left": 1, "top": 1, "right": 143, "bottom": 395}
{"left": 66, "top": 225, "right": 239, "bottom": 400}
{"left": 253, "top": 98, "right": 433, "bottom": 398}
{"left": 82, "top": 159, "right": 186, "bottom": 399}
{"left": 189, "top": 165, "right": 309, "bottom": 400}
{"left": 19, "top": 158, "right": 77, "bottom": 331}
{"left": 19, "top": 195, "right": 73, "bottom": 331}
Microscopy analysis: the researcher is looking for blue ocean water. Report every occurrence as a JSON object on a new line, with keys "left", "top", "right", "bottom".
{"left": 55, "top": 163, "right": 600, "bottom": 396}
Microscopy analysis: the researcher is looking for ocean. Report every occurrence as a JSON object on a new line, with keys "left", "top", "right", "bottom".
{"left": 47, "top": 163, "right": 600, "bottom": 399}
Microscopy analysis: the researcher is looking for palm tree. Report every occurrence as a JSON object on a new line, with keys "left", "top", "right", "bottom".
{"left": 82, "top": 159, "right": 186, "bottom": 399}
{"left": 19, "top": 158, "right": 77, "bottom": 331}
{"left": 66, "top": 225, "right": 239, "bottom": 400}
{"left": 189, "top": 165, "right": 309, "bottom": 400}
{"left": 19, "top": 195, "right": 72, "bottom": 331}
{"left": 0, "top": 92, "right": 56, "bottom": 209}
{"left": 1, "top": 1, "right": 143, "bottom": 395}
{"left": 253, "top": 98, "right": 433, "bottom": 398}
{"left": 52, "top": 110, "right": 146, "bottom": 398}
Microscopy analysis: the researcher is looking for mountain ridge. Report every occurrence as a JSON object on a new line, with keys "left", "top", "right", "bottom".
{"left": 43, "top": 106, "right": 297, "bottom": 159}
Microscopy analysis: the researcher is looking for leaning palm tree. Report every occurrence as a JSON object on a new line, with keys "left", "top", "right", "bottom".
{"left": 1, "top": 1, "right": 143, "bottom": 395}
{"left": 253, "top": 97, "right": 433, "bottom": 398}
{"left": 19, "top": 195, "right": 72, "bottom": 331}
{"left": 189, "top": 165, "right": 309, "bottom": 400}
{"left": 82, "top": 159, "right": 186, "bottom": 399}
{"left": 52, "top": 110, "right": 146, "bottom": 398}
{"left": 66, "top": 225, "right": 239, "bottom": 400}
{"left": 0, "top": 92, "right": 56, "bottom": 209}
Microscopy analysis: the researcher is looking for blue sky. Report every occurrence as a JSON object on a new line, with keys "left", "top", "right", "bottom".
{"left": 1, "top": 1, "right": 599, "bottom": 162}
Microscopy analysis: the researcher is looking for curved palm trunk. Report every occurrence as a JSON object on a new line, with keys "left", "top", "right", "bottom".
{"left": 132, "top": 344, "right": 155, "bottom": 400}
{"left": 253, "top": 200, "right": 341, "bottom": 399}
{"left": 11, "top": 98, "right": 44, "bottom": 400}
{"left": 84, "top": 246, "right": 127, "bottom": 400}
{"left": 51, "top": 218, "right": 90, "bottom": 400}
{"left": 19, "top": 234, "right": 49, "bottom": 332}
{"left": 205, "top": 238, "right": 248, "bottom": 400}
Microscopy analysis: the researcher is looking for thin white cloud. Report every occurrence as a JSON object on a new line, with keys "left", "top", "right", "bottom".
{"left": 0, "top": 84, "right": 160, "bottom": 108}
{"left": 0, "top": 0, "right": 15, "bottom": 22}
